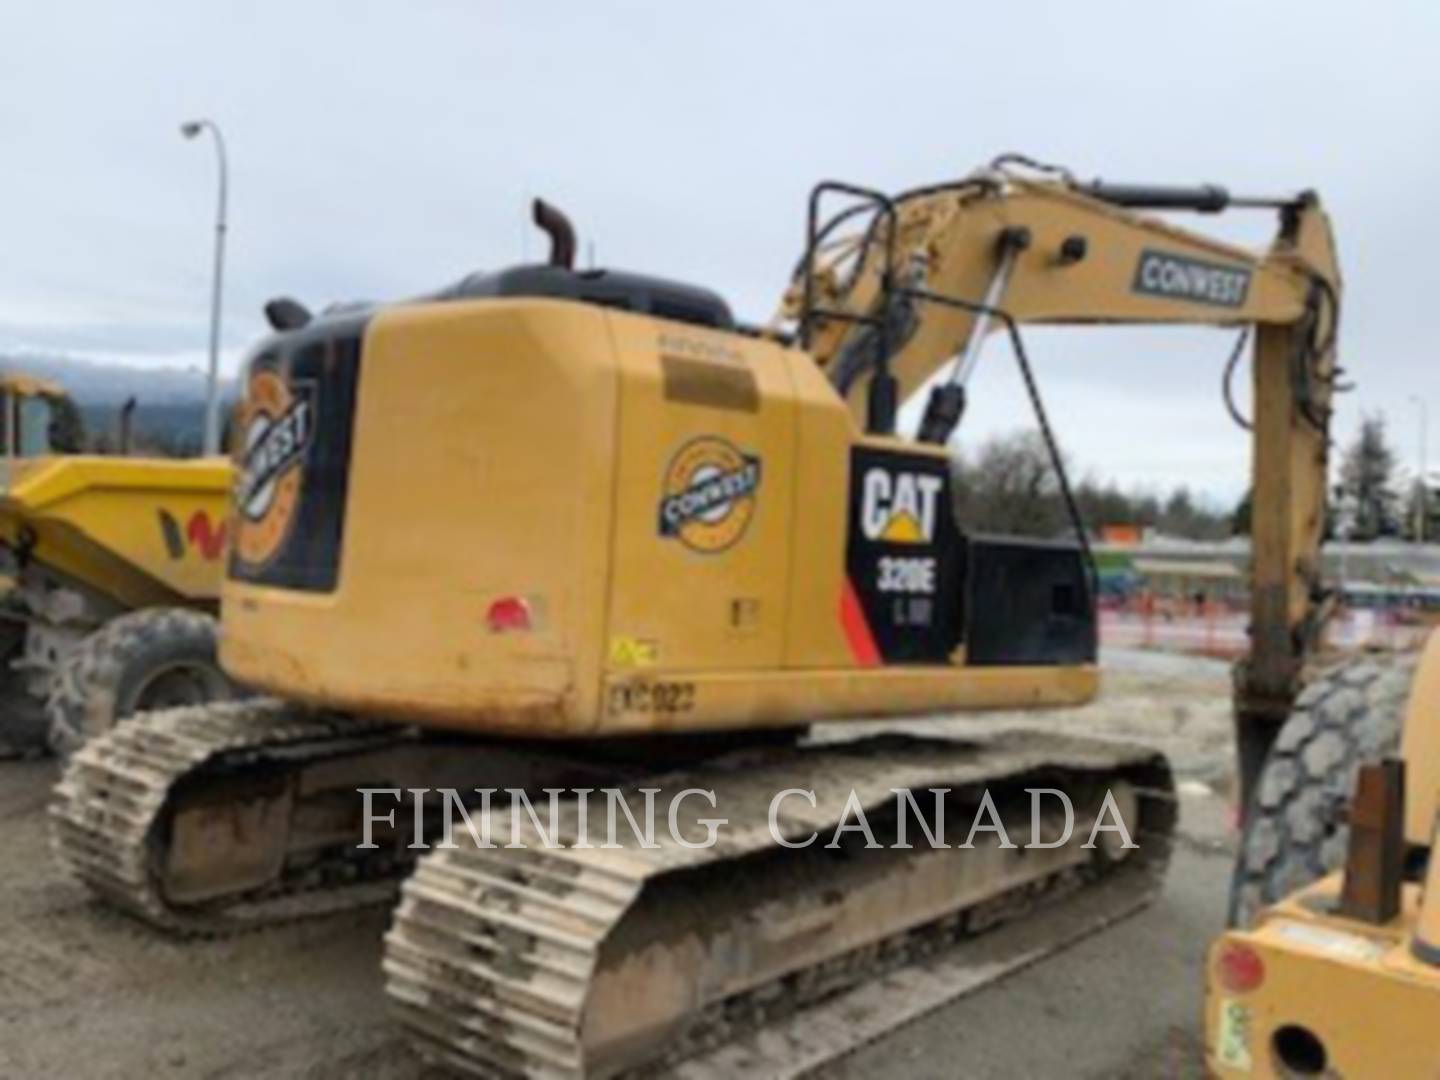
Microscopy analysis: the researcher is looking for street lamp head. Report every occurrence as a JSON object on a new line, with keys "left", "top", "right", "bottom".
{"left": 180, "top": 120, "right": 204, "bottom": 139}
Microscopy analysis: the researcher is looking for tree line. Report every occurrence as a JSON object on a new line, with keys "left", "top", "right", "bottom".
{"left": 950, "top": 430, "right": 1233, "bottom": 540}
{"left": 954, "top": 415, "right": 1437, "bottom": 543}
{"left": 1331, "top": 413, "right": 1436, "bottom": 540}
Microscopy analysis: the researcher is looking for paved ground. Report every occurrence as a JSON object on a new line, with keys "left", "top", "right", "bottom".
{"left": 0, "top": 649, "right": 1236, "bottom": 1078}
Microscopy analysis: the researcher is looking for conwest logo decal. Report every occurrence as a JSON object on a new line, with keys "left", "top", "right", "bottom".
{"left": 657, "top": 436, "right": 761, "bottom": 554}
{"left": 234, "top": 368, "right": 314, "bottom": 567}
{"left": 860, "top": 467, "right": 943, "bottom": 544}
{"left": 1132, "top": 249, "right": 1251, "bottom": 309}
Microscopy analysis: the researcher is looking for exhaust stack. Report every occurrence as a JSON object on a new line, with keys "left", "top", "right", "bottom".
{"left": 532, "top": 199, "right": 576, "bottom": 269}
{"left": 117, "top": 397, "right": 136, "bottom": 455}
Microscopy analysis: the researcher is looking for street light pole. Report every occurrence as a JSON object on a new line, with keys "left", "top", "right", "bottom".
{"left": 1412, "top": 394, "right": 1429, "bottom": 544}
{"left": 180, "top": 119, "right": 228, "bottom": 456}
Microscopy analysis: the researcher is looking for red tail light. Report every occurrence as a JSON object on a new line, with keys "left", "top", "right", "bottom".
{"left": 486, "top": 596, "right": 532, "bottom": 633}
{"left": 1216, "top": 941, "right": 1266, "bottom": 993}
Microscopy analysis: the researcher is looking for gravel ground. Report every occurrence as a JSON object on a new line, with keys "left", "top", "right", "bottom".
{"left": 818, "top": 780, "right": 1233, "bottom": 1079}
{"left": 0, "top": 648, "right": 1236, "bottom": 1079}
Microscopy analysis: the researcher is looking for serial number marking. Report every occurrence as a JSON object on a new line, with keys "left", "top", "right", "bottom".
{"left": 877, "top": 555, "right": 937, "bottom": 594}
{"left": 890, "top": 595, "right": 935, "bottom": 627}
{"left": 608, "top": 681, "right": 696, "bottom": 715}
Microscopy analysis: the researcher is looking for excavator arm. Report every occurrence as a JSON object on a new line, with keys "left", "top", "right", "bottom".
{"left": 779, "top": 159, "right": 1342, "bottom": 816}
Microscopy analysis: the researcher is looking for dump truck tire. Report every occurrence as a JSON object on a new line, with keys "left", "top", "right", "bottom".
{"left": 1227, "top": 650, "right": 1416, "bottom": 927}
{"left": 46, "top": 608, "right": 235, "bottom": 757}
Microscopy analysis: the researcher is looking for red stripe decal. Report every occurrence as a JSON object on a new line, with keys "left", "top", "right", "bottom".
{"left": 839, "top": 578, "right": 882, "bottom": 667}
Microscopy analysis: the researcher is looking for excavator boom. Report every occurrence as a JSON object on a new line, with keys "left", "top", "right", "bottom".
{"left": 784, "top": 159, "right": 1340, "bottom": 809}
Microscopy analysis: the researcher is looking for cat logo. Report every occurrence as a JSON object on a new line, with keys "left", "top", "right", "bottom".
{"left": 861, "top": 467, "right": 943, "bottom": 545}
{"left": 234, "top": 368, "right": 314, "bottom": 567}
{"left": 657, "top": 436, "right": 762, "bottom": 554}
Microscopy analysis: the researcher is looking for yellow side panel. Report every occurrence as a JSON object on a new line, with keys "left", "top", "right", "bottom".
{"left": 602, "top": 317, "right": 795, "bottom": 679}
{"left": 1402, "top": 628, "right": 1440, "bottom": 846}
{"left": 781, "top": 352, "right": 855, "bottom": 667}
{"left": 601, "top": 663, "right": 1098, "bottom": 734}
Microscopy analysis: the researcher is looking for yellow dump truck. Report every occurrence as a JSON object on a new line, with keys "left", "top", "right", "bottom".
{"left": 1207, "top": 637, "right": 1440, "bottom": 1077}
{"left": 0, "top": 373, "right": 236, "bottom": 755}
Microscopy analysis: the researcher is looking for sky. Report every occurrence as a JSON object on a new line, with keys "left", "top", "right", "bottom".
{"left": 3, "top": 0, "right": 1439, "bottom": 506}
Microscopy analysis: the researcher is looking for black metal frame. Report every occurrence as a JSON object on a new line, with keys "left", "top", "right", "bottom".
{"left": 900, "top": 285, "right": 1095, "bottom": 592}
{"left": 795, "top": 177, "right": 1096, "bottom": 598}
{"left": 798, "top": 182, "right": 900, "bottom": 434}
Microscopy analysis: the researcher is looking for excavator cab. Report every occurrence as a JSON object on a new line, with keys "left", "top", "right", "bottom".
{"left": 0, "top": 373, "right": 68, "bottom": 487}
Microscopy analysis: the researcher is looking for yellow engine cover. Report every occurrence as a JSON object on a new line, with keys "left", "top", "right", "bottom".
{"left": 220, "top": 298, "right": 1096, "bottom": 736}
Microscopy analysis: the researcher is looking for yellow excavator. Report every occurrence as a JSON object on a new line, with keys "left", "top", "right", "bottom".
{"left": 55, "top": 155, "right": 1346, "bottom": 1076}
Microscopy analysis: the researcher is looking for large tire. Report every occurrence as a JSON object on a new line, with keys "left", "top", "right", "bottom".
{"left": 1228, "top": 651, "right": 1417, "bottom": 927}
{"left": 46, "top": 608, "right": 236, "bottom": 757}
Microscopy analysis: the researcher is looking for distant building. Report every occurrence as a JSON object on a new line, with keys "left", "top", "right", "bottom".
{"left": 1099, "top": 523, "right": 1147, "bottom": 546}
{"left": 1131, "top": 557, "right": 1246, "bottom": 606}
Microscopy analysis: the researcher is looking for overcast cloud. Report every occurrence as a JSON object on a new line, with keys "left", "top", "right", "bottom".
{"left": 3, "top": 1, "right": 1438, "bottom": 503}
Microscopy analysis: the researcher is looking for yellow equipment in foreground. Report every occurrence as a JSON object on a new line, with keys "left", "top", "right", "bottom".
{"left": 55, "top": 157, "right": 1345, "bottom": 1076}
{"left": 1207, "top": 630, "right": 1440, "bottom": 1078}
{"left": 0, "top": 372, "right": 235, "bottom": 755}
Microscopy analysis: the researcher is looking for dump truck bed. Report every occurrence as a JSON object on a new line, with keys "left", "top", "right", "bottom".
{"left": 0, "top": 456, "right": 231, "bottom": 608}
